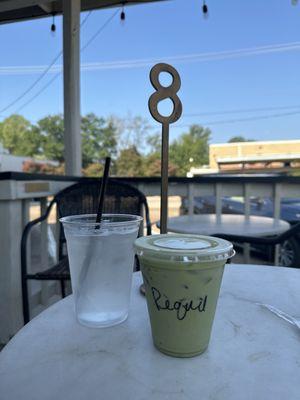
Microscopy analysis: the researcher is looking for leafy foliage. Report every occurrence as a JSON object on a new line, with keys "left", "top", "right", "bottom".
{"left": 36, "top": 115, "right": 65, "bottom": 162}
{"left": 115, "top": 146, "right": 145, "bottom": 177}
{"left": 81, "top": 114, "right": 117, "bottom": 167}
{"left": 22, "top": 160, "right": 64, "bottom": 175}
{"left": 169, "top": 125, "right": 211, "bottom": 176}
{"left": 228, "top": 135, "right": 255, "bottom": 143}
{"left": 112, "top": 115, "right": 152, "bottom": 153}
{"left": 0, "top": 114, "right": 211, "bottom": 177}
{"left": 144, "top": 153, "right": 178, "bottom": 177}
{"left": 82, "top": 162, "right": 104, "bottom": 177}
{"left": 0, "top": 115, "right": 41, "bottom": 156}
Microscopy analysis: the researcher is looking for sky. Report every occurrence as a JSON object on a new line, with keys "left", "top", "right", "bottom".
{"left": 0, "top": 0, "right": 300, "bottom": 145}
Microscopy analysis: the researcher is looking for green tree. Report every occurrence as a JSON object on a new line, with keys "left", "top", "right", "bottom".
{"left": 228, "top": 136, "right": 255, "bottom": 143}
{"left": 115, "top": 146, "right": 145, "bottom": 176}
{"left": 0, "top": 121, "right": 3, "bottom": 145}
{"left": 36, "top": 114, "right": 65, "bottom": 162}
{"left": 81, "top": 113, "right": 117, "bottom": 167}
{"left": 147, "top": 133, "right": 161, "bottom": 154}
{"left": 35, "top": 113, "right": 118, "bottom": 165}
{"left": 169, "top": 124, "right": 211, "bottom": 176}
{"left": 0, "top": 114, "right": 40, "bottom": 156}
{"left": 111, "top": 115, "right": 152, "bottom": 153}
{"left": 144, "top": 153, "right": 178, "bottom": 176}
{"left": 82, "top": 162, "right": 104, "bottom": 177}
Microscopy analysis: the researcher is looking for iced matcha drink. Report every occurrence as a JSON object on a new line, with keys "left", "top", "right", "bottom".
{"left": 134, "top": 234, "right": 234, "bottom": 358}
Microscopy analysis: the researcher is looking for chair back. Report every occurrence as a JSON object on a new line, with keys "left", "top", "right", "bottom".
{"left": 53, "top": 179, "right": 151, "bottom": 258}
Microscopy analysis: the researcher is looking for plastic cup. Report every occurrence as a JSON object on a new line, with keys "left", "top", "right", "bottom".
{"left": 134, "top": 234, "right": 234, "bottom": 357}
{"left": 60, "top": 214, "right": 142, "bottom": 328}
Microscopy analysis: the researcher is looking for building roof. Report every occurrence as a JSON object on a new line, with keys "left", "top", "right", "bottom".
{"left": 216, "top": 154, "right": 300, "bottom": 165}
{"left": 210, "top": 139, "right": 300, "bottom": 148}
{"left": 0, "top": 0, "right": 166, "bottom": 24}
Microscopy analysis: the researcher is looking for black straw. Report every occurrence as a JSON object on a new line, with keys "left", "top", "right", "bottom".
{"left": 96, "top": 157, "right": 111, "bottom": 225}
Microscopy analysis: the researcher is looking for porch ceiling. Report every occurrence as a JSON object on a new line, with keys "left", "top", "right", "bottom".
{"left": 0, "top": 0, "right": 167, "bottom": 24}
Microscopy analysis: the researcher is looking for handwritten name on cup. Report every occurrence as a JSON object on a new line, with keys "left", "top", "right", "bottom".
{"left": 151, "top": 287, "right": 207, "bottom": 321}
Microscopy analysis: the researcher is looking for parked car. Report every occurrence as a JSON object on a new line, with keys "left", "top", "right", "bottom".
{"left": 180, "top": 196, "right": 300, "bottom": 268}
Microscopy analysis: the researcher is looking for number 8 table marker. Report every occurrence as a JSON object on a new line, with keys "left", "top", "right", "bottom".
{"left": 148, "top": 63, "right": 183, "bottom": 234}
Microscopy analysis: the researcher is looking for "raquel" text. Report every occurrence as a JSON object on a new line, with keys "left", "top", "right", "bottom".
{"left": 151, "top": 286, "right": 207, "bottom": 321}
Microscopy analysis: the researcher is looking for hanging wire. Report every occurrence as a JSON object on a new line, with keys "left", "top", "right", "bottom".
{"left": 80, "top": 9, "right": 119, "bottom": 52}
{"left": 13, "top": 10, "right": 118, "bottom": 114}
{"left": 0, "top": 10, "right": 93, "bottom": 115}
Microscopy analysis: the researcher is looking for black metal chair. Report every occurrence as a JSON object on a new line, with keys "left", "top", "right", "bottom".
{"left": 21, "top": 179, "right": 151, "bottom": 323}
{"left": 212, "top": 221, "right": 300, "bottom": 267}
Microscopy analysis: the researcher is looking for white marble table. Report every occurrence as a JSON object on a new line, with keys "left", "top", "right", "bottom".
{"left": 158, "top": 214, "right": 290, "bottom": 264}
{"left": 1, "top": 265, "right": 300, "bottom": 400}
{"left": 158, "top": 214, "right": 290, "bottom": 237}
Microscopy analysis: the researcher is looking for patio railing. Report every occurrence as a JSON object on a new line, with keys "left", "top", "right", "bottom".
{"left": 1, "top": 171, "right": 300, "bottom": 343}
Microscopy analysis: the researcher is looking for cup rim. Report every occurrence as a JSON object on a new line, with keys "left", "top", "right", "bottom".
{"left": 134, "top": 234, "right": 234, "bottom": 264}
{"left": 60, "top": 213, "right": 143, "bottom": 228}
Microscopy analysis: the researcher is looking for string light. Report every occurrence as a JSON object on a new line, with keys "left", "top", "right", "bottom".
{"left": 120, "top": 2, "right": 126, "bottom": 23}
{"left": 202, "top": 1, "right": 209, "bottom": 18}
{"left": 51, "top": 13, "right": 56, "bottom": 33}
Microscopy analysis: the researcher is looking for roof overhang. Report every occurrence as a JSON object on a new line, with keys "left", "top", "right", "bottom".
{"left": 0, "top": 0, "right": 167, "bottom": 24}
{"left": 217, "top": 154, "right": 300, "bottom": 165}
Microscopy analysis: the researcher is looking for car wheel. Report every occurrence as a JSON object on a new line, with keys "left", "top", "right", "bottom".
{"left": 279, "top": 237, "right": 300, "bottom": 268}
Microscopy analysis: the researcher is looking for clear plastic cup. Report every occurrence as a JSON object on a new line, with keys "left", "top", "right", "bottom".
{"left": 60, "top": 214, "right": 143, "bottom": 327}
{"left": 134, "top": 234, "right": 234, "bottom": 357}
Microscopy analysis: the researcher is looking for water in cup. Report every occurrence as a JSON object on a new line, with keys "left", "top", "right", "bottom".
{"left": 61, "top": 214, "right": 142, "bottom": 327}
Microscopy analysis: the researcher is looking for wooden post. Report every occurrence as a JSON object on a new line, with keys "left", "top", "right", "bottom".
{"left": 243, "top": 183, "right": 251, "bottom": 264}
{"left": 244, "top": 183, "right": 251, "bottom": 222}
{"left": 188, "top": 183, "right": 194, "bottom": 217}
{"left": 63, "top": 0, "right": 82, "bottom": 176}
{"left": 274, "top": 183, "right": 282, "bottom": 265}
{"left": 215, "top": 183, "right": 222, "bottom": 224}
{"left": 0, "top": 198, "right": 25, "bottom": 343}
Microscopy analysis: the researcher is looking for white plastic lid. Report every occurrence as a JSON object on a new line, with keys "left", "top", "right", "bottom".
{"left": 134, "top": 234, "right": 234, "bottom": 263}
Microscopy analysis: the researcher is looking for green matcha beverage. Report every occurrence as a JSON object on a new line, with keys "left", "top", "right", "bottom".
{"left": 134, "top": 234, "right": 234, "bottom": 358}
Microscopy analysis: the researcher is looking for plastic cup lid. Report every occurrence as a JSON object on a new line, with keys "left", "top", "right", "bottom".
{"left": 134, "top": 234, "right": 234, "bottom": 263}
